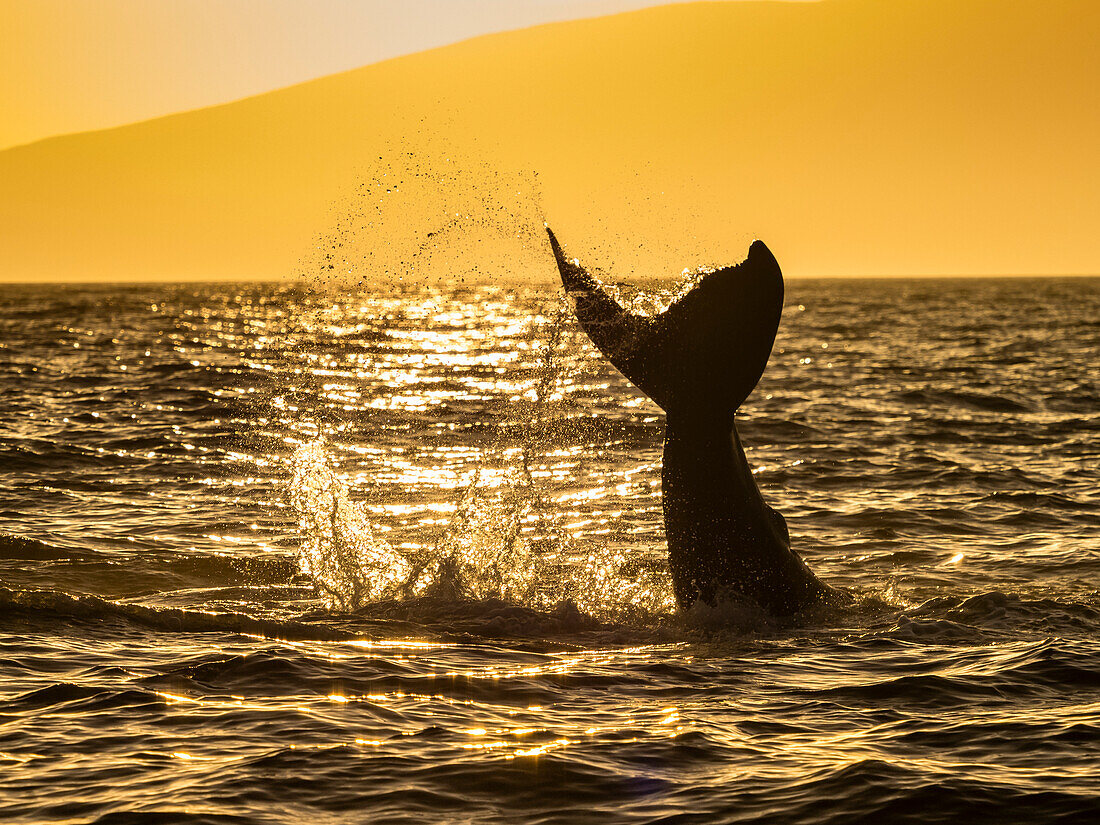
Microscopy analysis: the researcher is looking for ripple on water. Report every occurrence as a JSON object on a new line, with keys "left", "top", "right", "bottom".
{"left": 1, "top": 278, "right": 1099, "bottom": 822}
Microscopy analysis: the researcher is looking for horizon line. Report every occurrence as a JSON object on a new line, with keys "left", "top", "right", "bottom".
{"left": 4, "top": 272, "right": 1098, "bottom": 287}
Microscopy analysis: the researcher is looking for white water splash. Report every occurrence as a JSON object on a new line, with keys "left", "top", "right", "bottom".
{"left": 288, "top": 441, "right": 410, "bottom": 610}
{"left": 287, "top": 444, "right": 545, "bottom": 611}
{"left": 288, "top": 436, "right": 674, "bottom": 620}
{"left": 286, "top": 300, "right": 676, "bottom": 621}
{"left": 410, "top": 468, "right": 543, "bottom": 602}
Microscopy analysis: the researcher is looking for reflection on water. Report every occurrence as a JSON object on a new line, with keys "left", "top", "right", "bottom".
{"left": 286, "top": 289, "right": 674, "bottom": 620}
{"left": 1, "top": 277, "right": 1099, "bottom": 822}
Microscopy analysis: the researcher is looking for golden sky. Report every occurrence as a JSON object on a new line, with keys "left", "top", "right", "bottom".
{"left": 0, "top": 0, "right": 1096, "bottom": 282}
{"left": 0, "top": 0, "right": 715, "bottom": 151}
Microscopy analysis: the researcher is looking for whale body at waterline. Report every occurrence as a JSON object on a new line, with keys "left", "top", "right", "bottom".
{"left": 547, "top": 228, "right": 845, "bottom": 615}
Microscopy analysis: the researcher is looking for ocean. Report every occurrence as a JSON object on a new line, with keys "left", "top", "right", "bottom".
{"left": 1, "top": 276, "right": 1098, "bottom": 823}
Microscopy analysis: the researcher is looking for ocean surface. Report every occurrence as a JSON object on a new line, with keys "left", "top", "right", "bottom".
{"left": 1, "top": 276, "right": 1098, "bottom": 823}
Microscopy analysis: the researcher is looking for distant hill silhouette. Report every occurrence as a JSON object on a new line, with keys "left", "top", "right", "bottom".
{"left": 1, "top": 0, "right": 1096, "bottom": 282}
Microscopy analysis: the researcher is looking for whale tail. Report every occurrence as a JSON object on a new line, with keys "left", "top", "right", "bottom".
{"left": 547, "top": 228, "right": 783, "bottom": 421}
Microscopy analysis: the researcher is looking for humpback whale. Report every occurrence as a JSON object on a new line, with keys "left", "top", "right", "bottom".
{"left": 547, "top": 228, "right": 842, "bottom": 615}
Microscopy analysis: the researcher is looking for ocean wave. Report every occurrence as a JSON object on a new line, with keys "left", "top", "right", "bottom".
{"left": 0, "top": 585, "right": 664, "bottom": 647}
{"left": 894, "top": 388, "right": 1034, "bottom": 413}
{"left": 0, "top": 535, "right": 96, "bottom": 561}
{"left": 4, "top": 278, "right": 1100, "bottom": 823}
{"left": 733, "top": 760, "right": 1100, "bottom": 823}
{"left": 137, "top": 647, "right": 646, "bottom": 705}
{"left": 0, "top": 683, "right": 163, "bottom": 714}
{"left": 0, "top": 587, "right": 351, "bottom": 642}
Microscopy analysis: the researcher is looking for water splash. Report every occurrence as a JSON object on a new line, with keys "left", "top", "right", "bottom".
{"left": 285, "top": 298, "right": 676, "bottom": 622}
{"left": 288, "top": 441, "right": 410, "bottom": 610}
{"left": 593, "top": 267, "right": 715, "bottom": 318}
{"left": 300, "top": 147, "right": 548, "bottom": 290}
{"left": 407, "top": 466, "right": 542, "bottom": 603}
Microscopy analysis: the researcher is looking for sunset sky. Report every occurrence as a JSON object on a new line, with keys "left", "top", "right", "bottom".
{"left": 0, "top": 0, "right": 723, "bottom": 150}
{"left": 1, "top": 0, "right": 1096, "bottom": 282}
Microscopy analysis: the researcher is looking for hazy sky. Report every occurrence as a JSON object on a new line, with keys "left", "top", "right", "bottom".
{"left": 1, "top": 0, "right": 1095, "bottom": 282}
{"left": 0, "top": 0, "right": 754, "bottom": 150}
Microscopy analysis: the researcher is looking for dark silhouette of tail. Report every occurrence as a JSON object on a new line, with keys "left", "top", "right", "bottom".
{"left": 548, "top": 227, "right": 839, "bottom": 614}
{"left": 547, "top": 228, "right": 783, "bottom": 422}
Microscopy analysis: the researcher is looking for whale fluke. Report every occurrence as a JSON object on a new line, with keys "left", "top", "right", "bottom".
{"left": 548, "top": 227, "right": 839, "bottom": 614}
{"left": 547, "top": 228, "right": 783, "bottom": 423}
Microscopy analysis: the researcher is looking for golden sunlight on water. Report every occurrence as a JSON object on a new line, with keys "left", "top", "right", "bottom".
{"left": 283, "top": 286, "right": 678, "bottom": 620}
{"left": 2, "top": 276, "right": 1099, "bottom": 822}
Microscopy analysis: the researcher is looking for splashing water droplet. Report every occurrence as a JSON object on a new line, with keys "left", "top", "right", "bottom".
{"left": 285, "top": 298, "right": 680, "bottom": 623}
{"left": 288, "top": 440, "right": 410, "bottom": 610}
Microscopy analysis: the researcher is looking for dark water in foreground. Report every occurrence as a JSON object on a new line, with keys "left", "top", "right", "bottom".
{"left": 1, "top": 277, "right": 1098, "bottom": 823}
